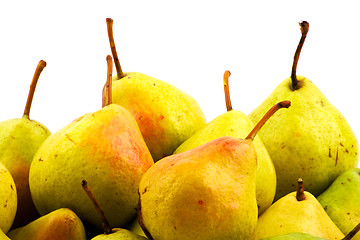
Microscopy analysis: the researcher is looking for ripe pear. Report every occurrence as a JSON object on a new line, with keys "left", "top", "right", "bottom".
{"left": 105, "top": 18, "right": 206, "bottom": 161}
{"left": 248, "top": 21, "right": 359, "bottom": 200}
{"left": 138, "top": 101, "right": 290, "bottom": 240}
{"left": 7, "top": 208, "right": 86, "bottom": 240}
{"left": 254, "top": 179, "right": 345, "bottom": 240}
{"left": 317, "top": 168, "right": 360, "bottom": 240}
{"left": 0, "top": 60, "right": 51, "bottom": 228}
{"left": 29, "top": 56, "right": 154, "bottom": 228}
{"left": 174, "top": 70, "right": 276, "bottom": 214}
{"left": 0, "top": 162, "right": 17, "bottom": 233}
{"left": 259, "top": 232, "right": 328, "bottom": 240}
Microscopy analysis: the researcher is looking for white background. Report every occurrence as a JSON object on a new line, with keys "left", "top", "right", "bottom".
{"left": 0, "top": 1, "right": 359, "bottom": 167}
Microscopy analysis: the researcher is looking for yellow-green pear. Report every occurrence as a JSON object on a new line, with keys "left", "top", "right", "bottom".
{"left": 105, "top": 18, "right": 206, "bottom": 161}
{"left": 139, "top": 101, "right": 290, "bottom": 240}
{"left": 0, "top": 162, "right": 17, "bottom": 233}
{"left": 174, "top": 70, "right": 276, "bottom": 214}
{"left": 248, "top": 21, "right": 359, "bottom": 200}
{"left": 8, "top": 208, "right": 86, "bottom": 240}
{"left": 29, "top": 56, "right": 154, "bottom": 228}
{"left": 254, "top": 179, "right": 345, "bottom": 240}
{"left": 0, "top": 60, "right": 51, "bottom": 228}
{"left": 317, "top": 168, "right": 360, "bottom": 240}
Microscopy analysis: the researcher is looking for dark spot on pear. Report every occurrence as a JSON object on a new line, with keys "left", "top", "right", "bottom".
{"left": 170, "top": 163, "right": 175, "bottom": 166}
{"left": 159, "top": 115, "right": 165, "bottom": 120}
{"left": 4, "top": 204, "right": 7, "bottom": 208}
{"left": 174, "top": 226, "right": 177, "bottom": 230}
{"left": 347, "top": 212, "right": 350, "bottom": 215}
{"left": 39, "top": 158, "right": 43, "bottom": 162}
{"left": 142, "top": 187, "right": 148, "bottom": 194}
{"left": 340, "top": 143, "right": 344, "bottom": 147}
{"left": 345, "top": 149, "right": 349, "bottom": 153}
{"left": 11, "top": 135, "right": 16, "bottom": 140}
{"left": 153, "top": 83, "right": 156, "bottom": 86}
{"left": 198, "top": 200, "right": 204, "bottom": 205}
{"left": 347, "top": 178, "right": 352, "bottom": 182}
{"left": 54, "top": 154, "right": 58, "bottom": 158}
{"left": 10, "top": 184, "right": 13, "bottom": 190}
{"left": 324, "top": 206, "right": 328, "bottom": 211}
{"left": 329, "top": 148, "right": 332, "bottom": 158}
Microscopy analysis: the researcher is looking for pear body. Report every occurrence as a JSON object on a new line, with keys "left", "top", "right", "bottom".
{"left": 29, "top": 104, "right": 154, "bottom": 228}
{"left": 254, "top": 190, "right": 344, "bottom": 240}
{"left": 112, "top": 72, "right": 206, "bottom": 161}
{"left": 0, "top": 116, "right": 50, "bottom": 228}
{"left": 259, "top": 232, "right": 328, "bottom": 239}
{"left": 174, "top": 110, "right": 276, "bottom": 214}
{"left": 0, "top": 162, "right": 17, "bottom": 233}
{"left": 92, "top": 228, "right": 147, "bottom": 240}
{"left": 139, "top": 136, "right": 258, "bottom": 240}
{"left": 8, "top": 208, "right": 86, "bottom": 240}
{"left": 249, "top": 76, "right": 359, "bottom": 199}
{"left": 317, "top": 168, "right": 360, "bottom": 240}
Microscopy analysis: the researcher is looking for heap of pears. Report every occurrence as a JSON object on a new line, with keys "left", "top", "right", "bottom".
{"left": 0, "top": 19, "right": 359, "bottom": 240}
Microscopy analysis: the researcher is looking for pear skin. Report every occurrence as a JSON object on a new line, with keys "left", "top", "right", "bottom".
{"left": 139, "top": 136, "right": 258, "bottom": 240}
{"left": 29, "top": 104, "right": 154, "bottom": 228}
{"left": 92, "top": 228, "right": 147, "bottom": 240}
{"left": 317, "top": 168, "right": 360, "bottom": 240}
{"left": 0, "top": 162, "right": 17, "bottom": 233}
{"left": 254, "top": 189, "right": 344, "bottom": 240}
{"left": 8, "top": 208, "right": 87, "bottom": 240}
{"left": 174, "top": 109, "right": 276, "bottom": 215}
{"left": 112, "top": 72, "right": 206, "bottom": 161}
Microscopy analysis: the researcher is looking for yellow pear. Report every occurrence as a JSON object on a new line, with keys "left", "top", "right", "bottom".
{"left": 105, "top": 18, "right": 206, "bottom": 161}
{"left": 254, "top": 179, "right": 345, "bottom": 240}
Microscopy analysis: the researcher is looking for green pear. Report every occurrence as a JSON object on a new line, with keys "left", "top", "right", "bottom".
{"left": 248, "top": 21, "right": 359, "bottom": 200}
{"left": 7, "top": 208, "right": 86, "bottom": 240}
{"left": 259, "top": 232, "right": 328, "bottom": 240}
{"left": 254, "top": 179, "right": 345, "bottom": 240}
{"left": 174, "top": 70, "right": 276, "bottom": 214}
{"left": 0, "top": 60, "right": 51, "bottom": 228}
{"left": 317, "top": 168, "right": 360, "bottom": 240}
{"left": 0, "top": 162, "right": 17, "bottom": 233}
{"left": 138, "top": 101, "right": 290, "bottom": 240}
{"left": 92, "top": 228, "right": 147, "bottom": 240}
{"left": 105, "top": 18, "right": 206, "bottom": 161}
{"left": 0, "top": 229, "right": 10, "bottom": 240}
{"left": 29, "top": 56, "right": 154, "bottom": 228}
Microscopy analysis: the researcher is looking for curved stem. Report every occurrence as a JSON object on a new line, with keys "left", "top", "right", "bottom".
{"left": 342, "top": 222, "right": 360, "bottom": 240}
{"left": 246, "top": 100, "right": 291, "bottom": 141}
{"left": 106, "top": 18, "right": 124, "bottom": 79}
{"left": 223, "top": 70, "right": 232, "bottom": 111}
{"left": 291, "top": 21, "right": 309, "bottom": 91}
{"left": 81, "top": 180, "right": 112, "bottom": 235}
{"left": 23, "top": 60, "right": 47, "bottom": 118}
{"left": 296, "top": 178, "right": 306, "bottom": 201}
{"left": 102, "top": 55, "right": 113, "bottom": 107}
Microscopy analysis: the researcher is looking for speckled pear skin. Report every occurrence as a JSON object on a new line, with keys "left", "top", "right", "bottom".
{"left": 0, "top": 162, "right": 17, "bottom": 233}
{"left": 317, "top": 168, "right": 360, "bottom": 240}
{"left": 259, "top": 232, "right": 328, "bottom": 240}
{"left": 174, "top": 109, "right": 276, "bottom": 215}
{"left": 139, "top": 136, "right": 258, "bottom": 240}
{"left": 9, "top": 208, "right": 87, "bottom": 240}
{"left": 29, "top": 104, "right": 154, "bottom": 228}
{"left": 112, "top": 72, "right": 207, "bottom": 161}
{"left": 92, "top": 228, "right": 148, "bottom": 240}
{"left": 249, "top": 76, "right": 359, "bottom": 200}
{"left": 0, "top": 116, "right": 51, "bottom": 228}
{"left": 254, "top": 191, "right": 344, "bottom": 240}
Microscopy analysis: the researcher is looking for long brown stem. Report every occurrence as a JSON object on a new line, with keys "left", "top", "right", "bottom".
{"left": 342, "top": 222, "right": 360, "bottom": 240}
{"left": 106, "top": 18, "right": 124, "bottom": 79}
{"left": 246, "top": 100, "right": 291, "bottom": 141}
{"left": 23, "top": 60, "right": 47, "bottom": 118}
{"left": 223, "top": 70, "right": 232, "bottom": 111}
{"left": 296, "top": 178, "right": 306, "bottom": 201}
{"left": 291, "top": 21, "right": 309, "bottom": 91}
{"left": 81, "top": 180, "right": 112, "bottom": 235}
{"left": 102, "top": 55, "right": 113, "bottom": 107}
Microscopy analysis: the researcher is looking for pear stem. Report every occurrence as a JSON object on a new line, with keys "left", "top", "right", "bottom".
{"left": 291, "top": 21, "right": 309, "bottom": 91}
{"left": 245, "top": 100, "right": 291, "bottom": 141}
{"left": 23, "top": 60, "right": 47, "bottom": 118}
{"left": 342, "top": 222, "right": 360, "bottom": 240}
{"left": 223, "top": 70, "right": 232, "bottom": 112}
{"left": 106, "top": 18, "right": 124, "bottom": 79}
{"left": 81, "top": 180, "right": 112, "bottom": 235}
{"left": 102, "top": 55, "right": 113, "bottom": 107}
{"left": 296, "top": 178, "right": 306, "bottom": 201}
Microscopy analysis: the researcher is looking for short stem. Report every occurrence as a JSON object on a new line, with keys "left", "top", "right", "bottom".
{"left": 296, "top": 178, "right": 306, "bottom": 201}
{"left": 342, "top": 222, "right": 360, "bottom": 240}
{"left": 246, "top": 100, "right": 291, "bottom": 141}
{"left": 23, "top": 60, "right": 47, "bottom": 118}
{"left": 81, "top": 180, "right": 112, "bottom": 235}
{"left": 223, "top": 70, "right": 232, "bottom": 111}
{"left": 102, "top": 55, "right": 113, "bottom": 107}
{"left": 106, "top": 18, "right": 124, "bottom": 79}
{"left": 291, "top": 21, "right": 309, "bottom": 91}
